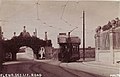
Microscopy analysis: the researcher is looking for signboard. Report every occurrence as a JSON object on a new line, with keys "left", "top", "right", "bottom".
{"left": 58, "top": 37, "right": 67, "bottom": 43}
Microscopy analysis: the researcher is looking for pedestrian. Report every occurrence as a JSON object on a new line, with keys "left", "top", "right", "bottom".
{"left": 39, "top": 47, "right": 45, "bottom": 59}
{"left": 115, "top": 17, "right": 120, "bottom": 27}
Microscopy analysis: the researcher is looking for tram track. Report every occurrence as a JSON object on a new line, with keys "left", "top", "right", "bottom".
{"left": 44, "top": 60, "right": 100, "bottom": 77}
{"left": 58, "top": 62, "right": 80, "bottom": 77}
{"left": 38, "top": 64, "right": 60, "bottom": 77}
{"left": 42, "top": 60, "right": 80, "bottom": 77}
{"left": 29, "top": 62, "right": 40, "bottom": 74}
{"left": 3, "top": 60, "right": 102, "bottom": 77}
{"left": 29, "top": 60, "right": 80, "bottom": 77}
{"left": 58, "top": 62, "right": 102, "bottom": 77}
{"left": 29, "top": 61, "right": 60, "bottom": 77}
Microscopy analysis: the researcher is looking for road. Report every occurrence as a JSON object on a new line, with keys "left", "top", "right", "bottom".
{"left": 2, "top": 60, "right": 103, "bottom": 77}
{"left": 1, "top": 51, "right": 103, "bottom": 77}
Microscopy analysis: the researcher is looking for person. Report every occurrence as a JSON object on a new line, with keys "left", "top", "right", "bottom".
{"left": 102, "top": 21, "right": 112, "bottom": 31}
{"left": 115, "top": 17, "right": 120, "bottom": 27}
{"left": 39, "top": 47, "right": 45, "bottom": 59}
{"left": 95, "top": 26, "right": 101, "bottom": 33}
{"left": 111, "top": 19, "right": 116, "bottom": 28}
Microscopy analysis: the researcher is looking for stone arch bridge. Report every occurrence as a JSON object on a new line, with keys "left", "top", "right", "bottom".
{"left": 0, "top": 26, "right": 52, "bottom": 62}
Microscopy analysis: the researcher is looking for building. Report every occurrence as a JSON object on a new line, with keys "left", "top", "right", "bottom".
{"left": 95, "top": 18, "right": 120, "bottom": 64}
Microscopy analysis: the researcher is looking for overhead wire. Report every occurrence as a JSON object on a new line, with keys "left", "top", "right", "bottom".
{"left": 35, "top": 1, "right": 62, "bottom": 30}
{"left": 60, "top": 0, "right": 79, "bottom": 29}
{"left": 60, "top": 1, "right": 73, "bottom": 27}
{"left": 36, "top": 0, "right": 40, "bottom": 20}
{"left": 60, "top": 1, "right": 80, "bottom": 32}
{"left": 60, "top": 1, "right": 69, "bottom": 19}
{"left": 2, "top": 1, "right": 80, "bottom": 31}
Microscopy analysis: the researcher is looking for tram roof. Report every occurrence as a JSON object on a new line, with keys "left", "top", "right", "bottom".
{"left": 57, "top": 34, "right": 79, "bottom": 38}
{"left": 57, "top": 34, "right": 81, "bottom": 44}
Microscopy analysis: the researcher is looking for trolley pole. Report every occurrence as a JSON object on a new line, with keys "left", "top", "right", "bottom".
{"left": 83, "top": 11, "right": 85, "bottom": 61}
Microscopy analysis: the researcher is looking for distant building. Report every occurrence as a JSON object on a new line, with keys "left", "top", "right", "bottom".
{"left": 52, "top": 47, "right": 95, "bottom": 60}
{"left": 79, "top": 47, "right": 95, "bottom": 58}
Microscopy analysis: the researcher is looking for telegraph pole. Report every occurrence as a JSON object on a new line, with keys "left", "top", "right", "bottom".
{"left": 0, "top": 26, "right": 2, "bottom": 40}
{"left": 83, "top": 11, "right": 85, "bottom": 61}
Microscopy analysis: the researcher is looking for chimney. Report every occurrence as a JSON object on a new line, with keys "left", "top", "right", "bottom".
{"left": 1, "top": 32, "right": 3, "bottom": 40}
{"left": 68, "top": 32, "right": 70, "bottom": 38}
{"left": 35, "top": 28, "right": 37, "bottom": 37}
{"left": 14, "top": 32, "right": 16, "bottom": 37}
{"left": 23, "top": 26, "right": 26, "bottom": 32}
{"left": 45, "top": 32, "right": 47, "bottom": 41}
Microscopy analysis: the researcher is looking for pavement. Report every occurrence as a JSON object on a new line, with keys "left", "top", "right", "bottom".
{"left": 62, "top": 61, "right": 119, "bottom": 77}
{"left": 36, "top": 59, "right": 120, "bottom": 77}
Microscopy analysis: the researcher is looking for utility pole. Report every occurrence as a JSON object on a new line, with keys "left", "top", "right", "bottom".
{"left": 0, "top": 26, "right": 2, "bottom": 40}
{"left": 83, "top": 11, "right": 85, "bottom": 61}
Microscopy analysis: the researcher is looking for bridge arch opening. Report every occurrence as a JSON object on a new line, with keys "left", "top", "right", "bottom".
{"left": 17, "top": 46, "right": 34, "bottom": 61}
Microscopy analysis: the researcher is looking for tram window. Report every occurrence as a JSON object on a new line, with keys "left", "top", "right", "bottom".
{"left": 73, "top": 45, "right": 76, "bottom": 48}
{"left": 72, "top": 44, "right": 79, "bottom": 52}
{"left": 65, "top": 45, "right": 67, "bottom": 49}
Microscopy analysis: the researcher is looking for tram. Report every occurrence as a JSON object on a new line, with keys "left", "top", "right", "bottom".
{"left": 57, "top": 33, "right": 81, "bottom": 62}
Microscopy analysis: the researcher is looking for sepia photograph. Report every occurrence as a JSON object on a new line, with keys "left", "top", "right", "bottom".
{"left": 0, "top": 0, "right": 120, "bottom": 77}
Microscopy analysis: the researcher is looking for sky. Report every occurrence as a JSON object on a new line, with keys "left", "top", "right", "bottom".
{"left": 0, "top": 0, "right": 119, "bottom": 48}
